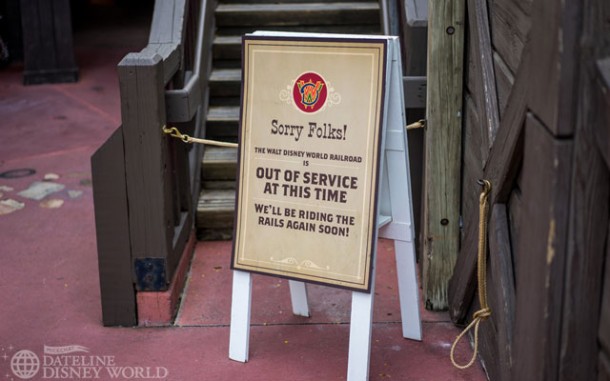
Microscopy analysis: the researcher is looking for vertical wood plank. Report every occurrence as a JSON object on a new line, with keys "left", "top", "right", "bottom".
{"left": 511, "top": 114, "right": 573, "bottom": 381}
{"left": 557, "top": 0, "right": 610, "bottom": 375}
{"left": 118, "top": 53, "right": 174, "bottom": 289}
{"left": 447, "top": 95, "right": 481, "bottom": 321}
{"left": 20, "top": 0, "right": 77, "bottom": 84}
{"left": 466, "top": 0, "right": 500, "bottom": 144}
{"left": 487, "top": 204, "right": 515, "bottom": 381}
{"left": 559, "top": 118, "right": 610, "bottom": 379}
{"left": 527, "top": 0, "right": 582, "bottom": 137}
{"left": 423, "top": 0, "right": 465, "bottom": 310}
{"left": 51, "top": 0, "right": 76, "bottom": 69}
{"left": 92, "top": 127, "right": 136, "bottom": 326}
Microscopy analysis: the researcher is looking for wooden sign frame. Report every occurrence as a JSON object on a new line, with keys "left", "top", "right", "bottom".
{"left": 231, "top": 34, "right": 388, "bottom": 292}
{"left": 229, "top": 33, "right": 422, "bottom": 381}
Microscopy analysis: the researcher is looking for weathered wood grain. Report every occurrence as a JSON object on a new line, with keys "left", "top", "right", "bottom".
{"left": 488, "top": 0, "right": 530, "bottom": 74}
{"left": 511, "top": 114, "right": 573, "bottom": 381}
{"left": 488, "top": 204, "right": 515, "bottom": 381}
{"left": 484, "top": 48, "right": 528, "bottom": 205}
{"left": 447, "top": 96, "right": 481, "bottom": 320}
{"left": 527, "top": 0, "right": 582, "bottom": 137}
{"left": 558, "top": 120, "right": 610, "bottom": 379}
{"left": 423, "top": 0, "right": 465, "bottom": 310}
{"left": 196, "top": 189, "right": 236, "bottom": 227}
{"left": 493, "top": 51, "right": 514, "bottom": 119}
{"left": 557, "top": 0, "right": 610, "bottom": 376}
{"left": 448, "top": 46, "right": 528, "bottom": 323}
{"left": 466, "top": 0, "right": 500, "bottom": 145}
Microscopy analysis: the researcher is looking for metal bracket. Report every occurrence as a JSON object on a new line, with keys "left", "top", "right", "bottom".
{"left": 134, "top": 258, "right": 167, "bottom": 291}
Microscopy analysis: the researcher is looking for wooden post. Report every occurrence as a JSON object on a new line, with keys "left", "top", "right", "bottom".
{"left": 20, "top": 0, "right": 78, "bottom": 84}
{"left": 92, "top": 127, "right": 137, "bottom": 326}
{"left": 423, "top": 0, "right": 465, "bottom": 310}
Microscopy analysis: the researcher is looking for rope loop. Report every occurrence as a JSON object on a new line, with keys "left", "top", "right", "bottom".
{"left": 450, "top": 179, "right": 492, "bottom": 370}
{"left": 472, "top": 307, "right": 491, "bottom": 320}
{"left": 450, "top": 318, "right": 482, "bottom": 370}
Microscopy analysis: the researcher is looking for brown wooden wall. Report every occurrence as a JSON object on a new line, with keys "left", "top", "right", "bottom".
{"left": 447, "top": 0, "right": 610, "bottom": 379}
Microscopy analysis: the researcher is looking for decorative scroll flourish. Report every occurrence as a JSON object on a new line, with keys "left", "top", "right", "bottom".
{"left": 270, "top": 257, "right": 329, "bottom": 270}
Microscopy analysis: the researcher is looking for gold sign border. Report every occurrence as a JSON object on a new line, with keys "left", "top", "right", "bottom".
{"left": 231, "top": 35, "right": 388, "bottom": 293}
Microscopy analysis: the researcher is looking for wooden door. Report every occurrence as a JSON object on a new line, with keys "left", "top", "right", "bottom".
{"left": 447, "top": 0, "right": 610, "bottom": 379}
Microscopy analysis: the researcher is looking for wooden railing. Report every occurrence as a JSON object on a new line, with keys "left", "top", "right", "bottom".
{"left": 92, "top": 0, "right": 216, "bottom": 326}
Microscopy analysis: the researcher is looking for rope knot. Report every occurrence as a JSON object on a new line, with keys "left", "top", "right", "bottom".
{"left": 473, "top": 308, "right": 491, "bottom": 320}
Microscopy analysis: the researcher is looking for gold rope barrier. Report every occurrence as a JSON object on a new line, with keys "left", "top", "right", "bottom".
{"left": 162, "top": 126, "right": 238, "bottom": 148}
{"left": 450, "top": 179, "right": 492, "bottom": 369}
{"left": 406, "top": 119, "right": 426, "bottom": 130}
{"left": 165, "top": 119, "right": 425, "bottom": 145}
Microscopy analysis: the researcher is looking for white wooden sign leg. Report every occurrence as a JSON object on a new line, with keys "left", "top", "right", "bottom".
{"left": 347, "top": 290, "right": 375, "bottom": 381}
{"left": 289, "top": 280, "right": 310, "bottom": 317}
{"left": 229, "top": 270, "right": 252, "bottom": 362}
{"left": 347, "top": 256, "right": 376, "bottom": 381}
{"left": 394, "top": 240, "right": 422, "bottom": 340}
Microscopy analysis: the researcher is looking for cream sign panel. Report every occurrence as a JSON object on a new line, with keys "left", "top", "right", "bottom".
{"left": 232, "top": 36, "right": 387, "bottom": 291}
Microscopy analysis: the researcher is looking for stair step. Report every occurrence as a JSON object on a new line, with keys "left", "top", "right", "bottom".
{"left": 216, "top": 24, "right": 382, "bottom": 37}
{"left": 209, "top": 68, "right": 241, "bottom": 82}
{"left": 209, "top": 96, "right": 241, "bottom": 106}
{"left": 213, "top": 35, "right": 242, "bottom": 61}
{"left": 208, "top": 105, "right": 240, "bottom": 122}
{"left": 196, "top": 188, "right": 236, "bottom": 240}
{"left": 202, "top": 145, "right": 238, "bottom": 181}
{"left": 216, "top": 2, "right": 380, "bottom": 27}
{"left": 196, "top": 189, "right": 236, "bottom": 228}
{"left": 209, "top": 68, "right": 241, "bottom": 97}
{"left": 206, "top": 105, "right": 240, "bottom": 139}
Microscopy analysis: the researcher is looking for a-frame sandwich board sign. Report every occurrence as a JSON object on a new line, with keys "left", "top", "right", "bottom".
{"left": 228, "top": 32, "right": 421, "bottom": 381}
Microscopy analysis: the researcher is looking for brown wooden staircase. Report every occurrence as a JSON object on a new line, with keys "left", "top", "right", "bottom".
{"left": 197, "top": 0, "right": 382, "bottom": 240}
